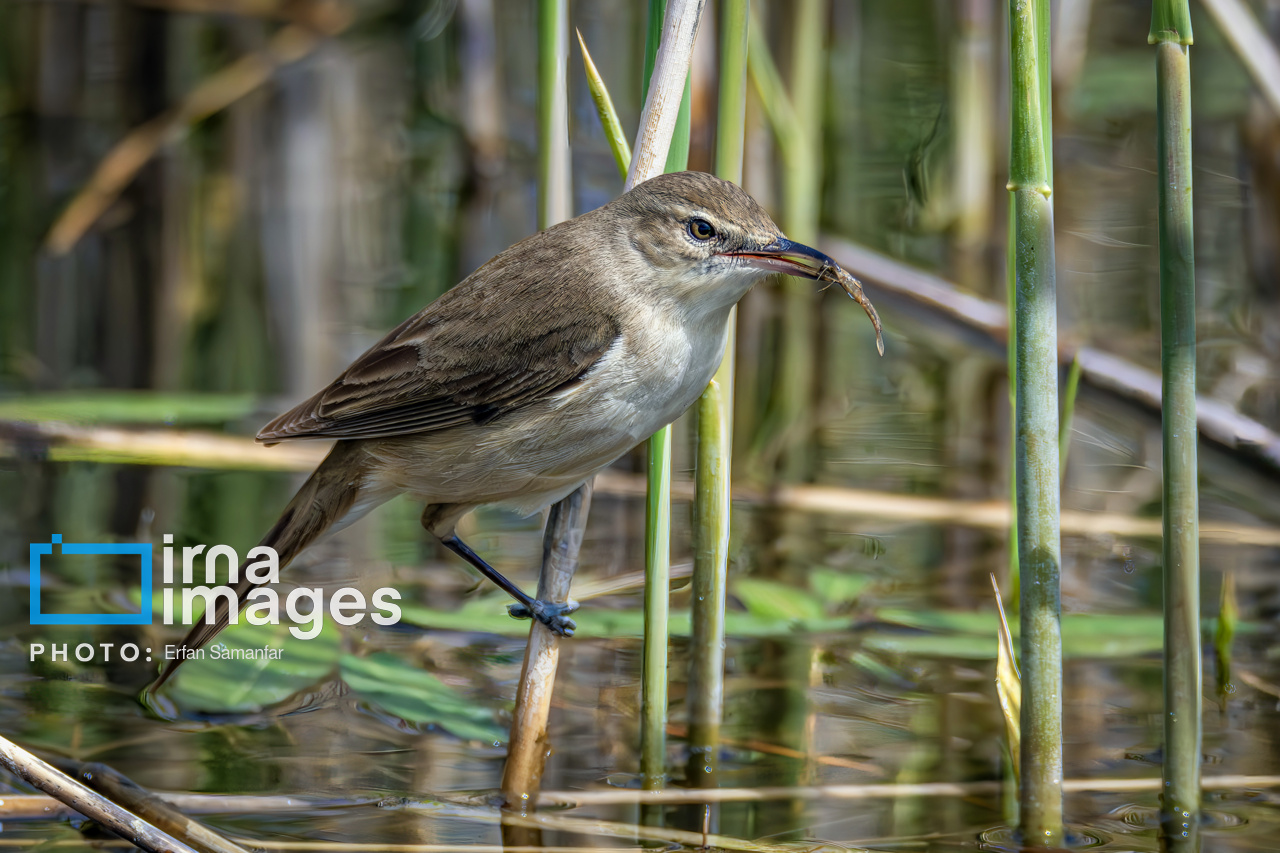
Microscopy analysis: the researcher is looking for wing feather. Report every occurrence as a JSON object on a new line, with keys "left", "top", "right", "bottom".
{"left": 257, "top": 256, "right": 621, "bottom": 444}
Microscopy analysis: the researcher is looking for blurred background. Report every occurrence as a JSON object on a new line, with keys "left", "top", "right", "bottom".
{"left": 1, "top": 0, "right": 1279, "bottom": 849}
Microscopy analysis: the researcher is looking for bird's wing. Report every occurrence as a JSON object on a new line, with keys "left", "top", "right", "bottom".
{"left": 258, "top": 279, "right": 620, "bottom": 443}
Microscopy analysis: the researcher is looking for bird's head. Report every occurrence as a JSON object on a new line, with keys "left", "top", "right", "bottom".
{"left": 610, "top": 171, "right": 883, "bottom": 353}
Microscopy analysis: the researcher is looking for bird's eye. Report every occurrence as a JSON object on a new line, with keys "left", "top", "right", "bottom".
{"left": 688, "top": 218, "right": 716, "bottom": 241}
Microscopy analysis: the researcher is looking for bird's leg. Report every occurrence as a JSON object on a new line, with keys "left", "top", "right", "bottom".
{"left": 440, "top": 535, "right": 578, "bottom": 637}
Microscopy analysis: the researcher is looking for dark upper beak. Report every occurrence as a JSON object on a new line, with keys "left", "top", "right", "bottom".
{"left": 723, "top": 236, "right": 886, "bottom": 356}
{"left": 724, "top": 236, "right": 843, "bottom": 283}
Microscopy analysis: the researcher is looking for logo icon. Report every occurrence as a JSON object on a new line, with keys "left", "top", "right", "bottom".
{"left": 29, "top": 535, "right": 153, "bottom": 625}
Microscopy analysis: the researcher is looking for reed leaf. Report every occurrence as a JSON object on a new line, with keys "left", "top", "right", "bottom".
{"left": 576, "top": 30, "right": 632, "bottom": 178}
{"left": 992, "top": 575, "right": 1021, "bottom": 782}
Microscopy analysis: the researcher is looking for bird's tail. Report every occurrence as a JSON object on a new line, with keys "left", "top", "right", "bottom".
{"left": 149, "top": 441, "right": 373, "bottom": 692}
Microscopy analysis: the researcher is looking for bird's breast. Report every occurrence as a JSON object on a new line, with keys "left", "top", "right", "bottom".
{"left": 564, "top": 298, "right": 732, "bottom": 439}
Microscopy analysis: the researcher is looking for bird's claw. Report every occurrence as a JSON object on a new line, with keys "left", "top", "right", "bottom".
{"left": 508, "top": 598, "right": 579, "bottom": 637}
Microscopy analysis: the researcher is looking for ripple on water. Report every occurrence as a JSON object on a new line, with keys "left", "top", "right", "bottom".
{"left": 977, "top": 824, "right": 1109, "bottom": 849}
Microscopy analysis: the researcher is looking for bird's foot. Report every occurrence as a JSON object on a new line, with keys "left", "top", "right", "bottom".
{"left": 508, "top": 598, "right": 579, "bottom": 637}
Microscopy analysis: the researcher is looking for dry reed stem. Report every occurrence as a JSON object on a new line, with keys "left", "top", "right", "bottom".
{"left": 500, "top": 484, "right": 591, "bottom": 809}
{"left": 625, "top": 0, "right": 706, "bottom": 188}
{"left": 0, "top": 734, "right": 200, "bottom": 853}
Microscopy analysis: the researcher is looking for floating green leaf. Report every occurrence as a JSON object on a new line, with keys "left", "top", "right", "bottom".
{"left": 809, "top": 568, "right": 872, "bottom": 608}
{"left": 731, "top": 577, "right": 828, "bottom": 623}
{"left": 161, "top": 619, "right": 341, "bottom": 714}
{"left": 340, "top": 652, "right": 505, "bottom": 742}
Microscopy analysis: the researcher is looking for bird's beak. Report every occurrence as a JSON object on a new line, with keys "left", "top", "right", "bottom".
{"left": 724, "top": 237, "right": 886, "bottom": 355}
{"left": 726, "top": 236, "right": 842, "bottom": 283}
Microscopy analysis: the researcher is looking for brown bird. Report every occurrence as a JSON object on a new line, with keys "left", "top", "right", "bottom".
{"left": 150, "top": 171, "right": 882, "bottom": 689}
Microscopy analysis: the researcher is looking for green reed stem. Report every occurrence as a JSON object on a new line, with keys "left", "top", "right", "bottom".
{"left": 1009, "top": 0, "right": 1063, "bottom": 845}
{"left": 689, "top": 376, "right": 730, "bottom": 785}
{"left": 537, "top": 0, "right": 571, "bottom": 229}
{"left": 640, "top": 0, "right": 695, "bottom": 795}
{"left": 686, "top": 1, "right": 748, "bottom": 788}
{"left": 643, "top": 0, "right": 664, "bottom": 101}
{"left": 642, "top": 421, "right": 673, "bottom": 792}
{"left": 1150, "top": 2, "right": 1201, "bottom": 844}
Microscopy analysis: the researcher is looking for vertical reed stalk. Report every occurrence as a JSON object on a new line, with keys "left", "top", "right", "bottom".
{"left": 640, "top": 0, "right": 673, "bottom": 796}
{"left": 1008, "top": 0, "right": 1063, "bottom": 844}
{"left": 501, "top": 0, "right": 573, "bottom": 815}
{"left": 687, "top": 0, "right": 748, "bottom": 788}
{"left": 537, "top": 0, "right": 571, "bottom": 229}
{"left": 642, "top": 423, "right": 673, "bottom": 793}
{"left": 1150, "top": 2, "right": 1201, "bottom": 845}
{"left": 635, "top": 0, "right": 706, "bottom": 796}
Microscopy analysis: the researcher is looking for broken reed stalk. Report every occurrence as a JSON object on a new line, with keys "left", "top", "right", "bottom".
{"left": 1150, "top": 0, "right": 1202, "bottom": 845}
{"left": 0, "top": 733, "right": 200, "bottom": 853}
{"left": 1008, "top": 0, "right": 1064, "bottom": 844}
{"left": 43, "top": 756, "right": 249, "bottom": 853}
{"left": 687, "top": 0, "right": 749, "bottom": 788}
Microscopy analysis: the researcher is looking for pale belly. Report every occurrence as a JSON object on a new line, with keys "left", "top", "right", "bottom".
{"left": 363, "top": 303, "right": 731, "bottom": 516}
